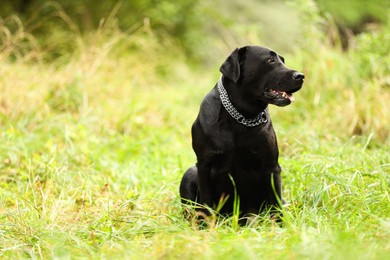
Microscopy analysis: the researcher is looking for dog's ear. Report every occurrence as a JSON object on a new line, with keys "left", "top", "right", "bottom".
{"left": 219, "top": 47, "right": 247, "bottom": 83}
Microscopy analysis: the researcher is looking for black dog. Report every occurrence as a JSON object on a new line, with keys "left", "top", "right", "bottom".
{"left": 180, "top": 46, "right": 304, "bottom": 219}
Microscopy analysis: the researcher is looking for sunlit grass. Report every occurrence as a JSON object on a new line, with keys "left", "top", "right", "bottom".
{"left": 0, "top": 5, "right": 389, "bottom": 259}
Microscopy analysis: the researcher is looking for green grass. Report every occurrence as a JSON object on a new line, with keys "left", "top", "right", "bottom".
{"left": 1, "top": 7, "right": 389, "bottom": 259}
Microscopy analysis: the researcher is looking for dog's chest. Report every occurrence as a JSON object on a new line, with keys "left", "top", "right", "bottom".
{"left": 232, "top": 131, "right": 278, "bottom": 164}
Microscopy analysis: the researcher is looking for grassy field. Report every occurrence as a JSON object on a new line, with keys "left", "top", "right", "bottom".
{"left": 1, "top": 4, "right": 390, "bottom": 259}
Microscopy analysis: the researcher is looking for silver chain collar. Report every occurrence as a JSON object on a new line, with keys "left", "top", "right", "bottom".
{"left": 217, "top": 77, "right": 268, "bottom": 127}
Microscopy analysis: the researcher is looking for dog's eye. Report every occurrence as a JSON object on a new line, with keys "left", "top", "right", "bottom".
{"left": 267, "top": 57, "right": 275, "bottom": 64}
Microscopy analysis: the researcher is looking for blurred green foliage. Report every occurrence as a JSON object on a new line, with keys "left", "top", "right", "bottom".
{"left": 353, "top": 21, "right": 390, "bottom": 79}
{"left": 316, "top": 0, "right": 389, "bottom": 31}
{"left": 0, "top": 0, "right": 205, "bottom": 59}
{"left": 0, "top": 0, "right": 389, "bottom": 62}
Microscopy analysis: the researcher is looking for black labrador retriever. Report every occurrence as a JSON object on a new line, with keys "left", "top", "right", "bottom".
{"left": 180, "top": 45, "right": 304, "bottom": 219}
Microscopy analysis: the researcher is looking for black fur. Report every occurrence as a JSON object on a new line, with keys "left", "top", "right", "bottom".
{"left": 180, "top": 46, "right": 304, "bottom": 218}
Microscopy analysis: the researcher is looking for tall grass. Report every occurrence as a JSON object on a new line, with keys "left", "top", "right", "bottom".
{"left": 0, "top": 1, "right": 389, "bottom": 259}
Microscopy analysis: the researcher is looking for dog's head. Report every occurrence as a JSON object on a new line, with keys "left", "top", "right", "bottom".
{"left": 220, "top": 46, "right": 304, "bottom": 107}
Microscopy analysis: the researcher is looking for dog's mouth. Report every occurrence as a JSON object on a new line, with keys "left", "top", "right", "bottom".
{"left": 263, "top": 88, "right": 296, "bottom": 106}
{"left": 270, "top": 89, "right": 295, "bottom": 102}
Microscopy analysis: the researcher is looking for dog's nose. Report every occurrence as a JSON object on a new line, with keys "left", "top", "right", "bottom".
{"left": 293, "top": 72, "right": 305, "bottom": 81}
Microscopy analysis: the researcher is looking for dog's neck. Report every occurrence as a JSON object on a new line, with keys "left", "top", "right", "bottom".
{"left": 221, "top": 76, "right": 268, "bottom": 116}
{"left": 218, "top": 77, "right": 268, "bottom": 127}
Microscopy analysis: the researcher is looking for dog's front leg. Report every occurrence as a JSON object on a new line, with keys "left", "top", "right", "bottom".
{"left": 196, "top": 162, "right": 214, "bottom": 215}
{"left": 265, "top": 165, "right": 283, "bottom": 208}
{"left": 271, "top": 170, "right": 282, "bottom": 206}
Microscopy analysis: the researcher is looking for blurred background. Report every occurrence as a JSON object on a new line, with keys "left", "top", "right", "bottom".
{"left": 0, "top": 3, "right": 389, "bottom": 257}
{"left": 1, "top": 0, "right": 389, "bottom": 63}
{"left": 0, "top": 0, "right": 390, "bottom": 59}
{"left": 0, "top": 0, "right": 389, "bottom": 144}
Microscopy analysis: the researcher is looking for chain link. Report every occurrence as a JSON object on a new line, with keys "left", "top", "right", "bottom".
{"left": 217, "top": 78, "right": 268, "bottom": 127}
